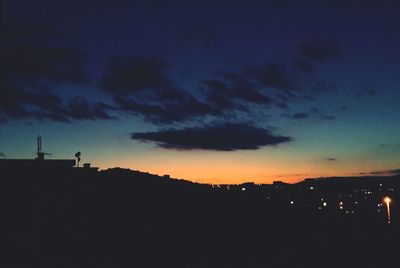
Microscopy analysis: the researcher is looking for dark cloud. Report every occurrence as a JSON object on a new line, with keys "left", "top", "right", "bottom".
{"left": 215, "top": 56, "right": 337, "bottom": 109}
{"left": 298, "top": 41, "right": 342, "bottom": 62}
{"left": 284, "top": 107, "right": 335, "bottom": 121}
{"left": 315, "top": 81, "right": 337, "bottom": 92}
{"left": 3, "top": 46, "right": 90, "bottom": 85}
{"left": 308, "top": 107, "right": 335, "bottom": 120}
{"left": 379, "top": 143, "right": 400, "bottom": 150}
{"left": 360, "top": 169, "right": 400, "bottom": 176}
{"left": 291, "top": 112, "right": 309, "bottom": 120}
{"left": 65, "top": 98, "right": 116, "bottom": 121}
{"left": 0, "top": 85, "right": 115, "bottom": 122}
{"left": 177, "top": 27, "right": 217, "bottom": 48}
{"left": 101, "top": 55, "right": 172, "bottom": 96}
{"left": 247, "top": 63, "right": 298, "bottom": 91}
{"left": 325, "top": 157, "right": 337, "bottom": 161}
{"left": 0, "top": 152, "right": 5, "bottom": 157}
{"left": 202, "top": 78, "right": 271, "bottom": 106}
{"left": 0, "top": 27, "right": 116, "bottom": 122}
{"left": 275, "top": 102, "right": 289, "bottom": 109}
{"left": 390, "top": 169, "right": 400, "bottom": 175}
{"left": 101, "top": 55, "right": 224, "bottom": 124}
{"left": 131, "top": 123, "right": 291, "bottom": 151}
{"left": 99, "top": 38, "right": 343, "bottom": 125}
{"left": 355, "top": 88, "right": 377, "bottom": 98}
{"left": 293, "top": 59, "right": 315, "bottom": 73}
{"left": 115, "top": 95, "right": 218, "bottom": 124}
{"left": 321, "top": 115, "right": 335, "bottom": 120}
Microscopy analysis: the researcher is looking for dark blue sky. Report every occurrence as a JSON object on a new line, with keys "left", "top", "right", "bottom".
{"left": 1, "top": 0, "right": 400, "bottom": 183}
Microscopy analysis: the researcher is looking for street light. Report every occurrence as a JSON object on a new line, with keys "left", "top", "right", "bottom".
{"left": 383, "top": 197, "right": 392, "bottom": 224}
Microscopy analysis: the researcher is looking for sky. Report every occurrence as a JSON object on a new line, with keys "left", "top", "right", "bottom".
{"left": 1, "top": 0, "right": 400, "bottom": 184}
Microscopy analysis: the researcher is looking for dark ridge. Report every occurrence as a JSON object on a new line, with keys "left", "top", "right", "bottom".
{"left": 1, "top": 161, "right": 399, "bottom": 268}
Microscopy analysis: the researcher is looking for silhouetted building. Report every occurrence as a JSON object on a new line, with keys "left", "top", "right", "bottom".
{"left": 0, "top": 136, "right": 98, "bottom": 175}
{"left": 0, "top": 158, "right": 76, "bottom": 172}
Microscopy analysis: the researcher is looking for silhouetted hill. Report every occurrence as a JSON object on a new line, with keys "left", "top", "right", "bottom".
{"left": 1, "top": 165, "right": 399, "bottom": 267}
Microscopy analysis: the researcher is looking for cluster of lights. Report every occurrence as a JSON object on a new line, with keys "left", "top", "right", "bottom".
{"left": 209, "top": 182, "right": 395, "bottom": 225}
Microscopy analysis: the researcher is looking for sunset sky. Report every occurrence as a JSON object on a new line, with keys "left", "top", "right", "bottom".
{"left": 1, "top": 0, "right": 400, "bottom": 184}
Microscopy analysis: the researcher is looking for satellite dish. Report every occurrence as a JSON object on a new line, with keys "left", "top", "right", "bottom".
{"left": 75, "top": 151, "right": 82, "bottom": 167}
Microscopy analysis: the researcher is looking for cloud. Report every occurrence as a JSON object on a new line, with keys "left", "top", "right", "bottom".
{"left": 0, "top": 33, "right": 116, "bottom": 122}
{"left": 390, "top": 169, "right": 400, "bottom": 175}
{"left": 176, "top": 27, "right": 217, "bottom": 49}
{"left": 131, "top": 123, "right": 292, "bottom": 151}
{"left": 3, "top": 46, "right": 90, "bottom": 85}
{"left": 355, "top": 88, "right": 377, "bottom": 98}
{"left": 246, "top": 62, "right": 298, "bottom": 91}
{"left": 315, "top": 81, "right": 337, "bottom": 92}
{"left": 214, "top": 56, "right": 338, "bottom": 110}
{"left": 283, "top": 107, "right": 335, "bottom": 121}
{"left": 293, "top": 59, "right": 315, "bottom": 73}
{"left": 298, "top": 41, "right": 342, "bottom": 62}
{"left": 0, "top": 86, "right": 116, "bottom": 122}
{"left": 101, "top": 55, "right": 172, "bottom": 96}
{"left": 101, "top": 55, "right": 231, "bottom": 124}
{"left": 379, "top": 143, "right": 400, "bottom": 150}
{"left": 291, "top": 112, "right": 309, "bottom": 120}
{"left": 98, "top": 40, "right": 343, "bottom": 125}
{"left": 65, "top": 98, "right": 116, "bottom": 121}
{"left": 324, "top": 157, "right": 337, "bottom": 161}
{"left": 202, "top": 78, "right": 271, "bottom": 106}
{"left": 115, "top": 95, "right": 218, "bottom": 124}
{"left": 360, "top": 169, "right": 400, "bottom": 176}
{"left": 321, "top": 115, "right": 335, "bottom": 120}
{"left": 0, "top": 152, "right": 5, "bottom": 157}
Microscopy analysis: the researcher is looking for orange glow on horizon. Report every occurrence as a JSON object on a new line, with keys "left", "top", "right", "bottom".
{"left": 90, "top": 146, "right": 400, "bottom": 185}
{"left": 93, "top": 157, "right": 392, "bottom": 185}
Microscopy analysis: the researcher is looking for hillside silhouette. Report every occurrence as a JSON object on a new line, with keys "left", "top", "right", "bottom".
{"left": 1, "top": 164, "right": 399, "bottom": 267}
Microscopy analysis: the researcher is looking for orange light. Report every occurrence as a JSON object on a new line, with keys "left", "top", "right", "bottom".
{"left": 383, "top": 196, "right": 392, "bottom": 224}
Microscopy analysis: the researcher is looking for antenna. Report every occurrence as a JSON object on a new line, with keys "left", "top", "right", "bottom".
{"left": 37, "top": 136, "right": 42, "bottom": 154}
{"left": 36, "top": 135, "right": 51, "bottom": 160}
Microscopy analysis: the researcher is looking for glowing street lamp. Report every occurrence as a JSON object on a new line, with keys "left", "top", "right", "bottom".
{"left": 383, "top": 197, "right": 392, "bottom": 224}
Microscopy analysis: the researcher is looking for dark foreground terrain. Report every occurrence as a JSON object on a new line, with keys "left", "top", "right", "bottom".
{"left": 1, "top": 167, "right": 399, "bottom": 268}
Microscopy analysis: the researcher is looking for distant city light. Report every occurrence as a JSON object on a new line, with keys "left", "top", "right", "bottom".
{"left": 290, "top": 201, "right": 294, "bottom": 205}
{"left": 323, "top": 202, "right": 327, "bottom": 207}
{"left": 241, "top": 187, "right": 246, "bottom": 191}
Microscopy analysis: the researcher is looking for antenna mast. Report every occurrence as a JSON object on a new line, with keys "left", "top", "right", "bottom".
{"left": 37, "top": 136, "right": 42, "bottom": 154}
{"left": 36, "top": 135, "right": 48, "bottom": 160}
